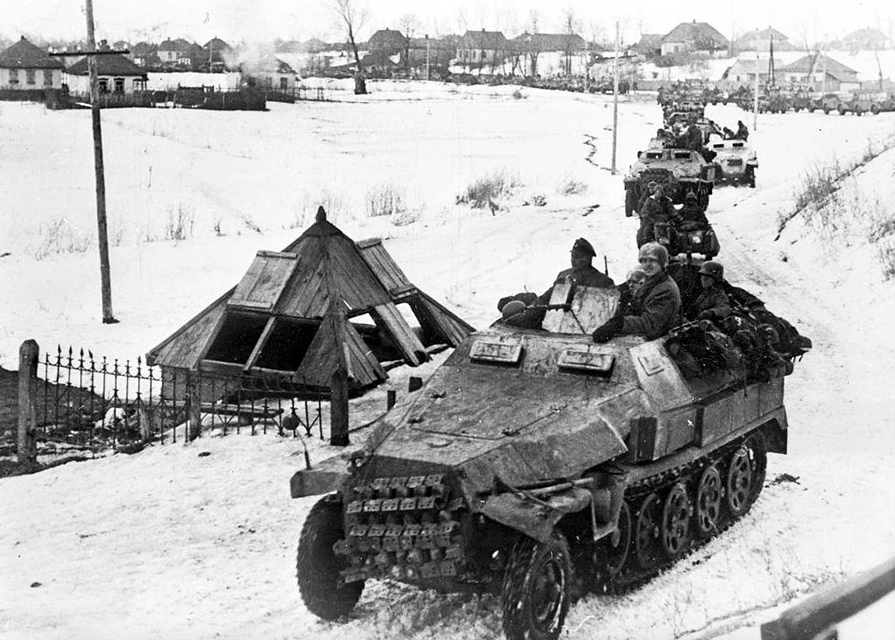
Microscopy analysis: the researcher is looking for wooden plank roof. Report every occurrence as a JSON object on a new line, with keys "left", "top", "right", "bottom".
{"left": 146, "top": 207, "right": 475, "bottom": 388}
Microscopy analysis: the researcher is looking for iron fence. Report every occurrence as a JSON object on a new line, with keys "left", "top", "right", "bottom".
{"left": 4, "top": 346, "right": 328, "bottom": 460}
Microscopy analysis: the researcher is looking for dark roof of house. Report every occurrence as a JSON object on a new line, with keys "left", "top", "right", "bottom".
{"left": 158, "top": 38, "right": 193, "bottom": 51}
{"left": 203, "top": 37, "right": 231, "bottom": 51}
{"left": 368, "top": 28, "right": 408, "bottom": 50}
{"left": 631, "top": 33, "right": 663, "bottom": 52}
{"left": 662, "top": 21, "right": 729, "bottom": 46}
{"left": 458, "top": 30, "right": 507, "bottom": 50}
{"left": 513, "top": 33, "right": 586, "bottom": 52}
{"left": 0, "top": 37, "right": 64, "bottom": 69}
{"left": 780, "top": 54, "right": 858, "bottom": 79}
{"left": 66, "top": 53, "right": 147, "bottom": 76}
{"left": 239, "top": 53, "right": 295, "bottom": 74}
{"left": 362, "top": 50, "right": 401, "bottom": 68}
{"left": 131, "top": 42, "right": 156, "bottom": 56}
{"left": 735, "top": 27, "right": 789, "bottom": 43}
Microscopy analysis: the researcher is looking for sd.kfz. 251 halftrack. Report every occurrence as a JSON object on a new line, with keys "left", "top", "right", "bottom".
{"left": 292, "top": 284, "right": 808, "bottom": 640}
{"left": 624, "top": 147, "right": 715, "bottom": 216}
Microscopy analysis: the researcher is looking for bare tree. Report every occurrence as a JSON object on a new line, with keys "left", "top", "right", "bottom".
{"left": 562, "top": 9, "right": 580, "bottom": 76}
{"left": 333, "top": 0, "right": 368, "bottom": 94}
{"left": 398, "top": 13, "right": 419, "bottom": 73}
{"left": 526, "top": 9, "right": 541, "bottom": 78}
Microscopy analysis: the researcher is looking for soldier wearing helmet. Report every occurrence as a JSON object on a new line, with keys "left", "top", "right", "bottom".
{"left": 592, "top": 242, "right": 681, "bottom": 342}
{"left": 691, "top": 260, "right": 731, "bottom": 321}
{"left": 676, "top": 191, "right": 709, "bottom": 231}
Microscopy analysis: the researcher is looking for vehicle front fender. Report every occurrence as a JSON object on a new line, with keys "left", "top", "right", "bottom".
{"left": 480, "top": 487, "right": 592, "bottom": 544}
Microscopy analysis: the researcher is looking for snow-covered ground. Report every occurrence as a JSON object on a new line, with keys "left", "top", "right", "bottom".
{"left": 1, "top": 85, "right": 894, "bottom": 639}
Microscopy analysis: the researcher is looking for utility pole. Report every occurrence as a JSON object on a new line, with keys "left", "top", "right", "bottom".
{"left": 753, "top": 50, "right": 759, "bottom": 132}
{"left": 611, "top": 21, "right": 619, "bottom": 175}
{"left": 85, "top": 0, "right": 117, "bottom": 324}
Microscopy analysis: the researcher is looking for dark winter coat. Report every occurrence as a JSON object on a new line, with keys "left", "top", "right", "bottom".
{"left": 691, "top": 286, "right": 731, "bottom": 321}
{"left": 537, "top": 264, "right": 615, "bottom": 305}
{"left": 621, "top": 272, "right": 682, "bottom": 339}
{"left": 676, "top": 203, "right": 709, "bottom": 230}
{"left": 637, "top": 195, "right": 676, "bottom": 247}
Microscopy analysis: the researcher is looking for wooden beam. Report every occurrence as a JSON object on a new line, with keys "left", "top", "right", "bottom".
{"left": 761, "top": 556, "right": 895, "bottom": 640}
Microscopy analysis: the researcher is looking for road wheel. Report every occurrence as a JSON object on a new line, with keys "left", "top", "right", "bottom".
{"left": 823, "top": 107, "right": 830, "bottom": 114}
{"left": 838, "top": 107, "right": 847, "bottom": 115}
{"left": 296, "top": 496, "right": 364, "bottom": 620}
{"left": 625, "top": 187, "right": 637, "bottom": 217}
{"left": 871, "top": 104, "right": 880, "bottom": 115}
{"left": 661, "top": 483, "right": 692, "bottom": 559}
{"left": 695, "top": 465, "right": 723, "bottom": 537}
{"left": 501, "top": 531, "right": 572, "bottom": 640}
{"left": 725, "top": 433, "right": 767, "bottom": 519}
{"left": 634, "top": 492, "right": 664, "bottom": 570}
{"left": 854, "top": 106, "right": 862, "bottom": 116}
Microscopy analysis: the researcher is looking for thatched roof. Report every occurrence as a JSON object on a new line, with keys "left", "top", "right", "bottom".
{"left": 0, "top": 37, "right": 63, "bottom": 69}
{"left": 146, "top": 207, "right": 474, "bottom": 391}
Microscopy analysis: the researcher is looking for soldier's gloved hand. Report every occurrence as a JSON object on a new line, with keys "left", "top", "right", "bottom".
{"left": 592, "top": 315, "right": 622, "bottom": 343}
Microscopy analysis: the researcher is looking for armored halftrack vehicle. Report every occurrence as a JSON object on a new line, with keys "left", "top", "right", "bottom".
{"left": 292, "top": 283, "right": 808, "bottom": 640}
{"left": 624, "top": 147, "right": 715, "bottom": 216}
{"left": 708, "top": 139, "right": 758, "bottom": 187}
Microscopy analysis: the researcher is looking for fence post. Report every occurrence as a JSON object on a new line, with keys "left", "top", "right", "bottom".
{"left": 17, "top": 340, "right": 39, "bottom": 467}
{"left": 330, "top": 369, "right": 350, "bottom": 446}
{"left": 187, "top": 371, "right": 202, "bottom": 442}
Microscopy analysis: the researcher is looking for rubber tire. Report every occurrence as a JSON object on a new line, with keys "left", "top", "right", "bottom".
{"left": 625, "top": 187, "right": 637, "bottom": 218}
{"left": 823, "top": 107, "right": 830, "bottom": 115}
{"left": 296, "top": 496, "right": 364, "bottom": 620}
{"left": 871, "top": 104, "right": 880, "bottom": 115}
{"left": 501, "top": 531, "right": 572, "bottom": 640}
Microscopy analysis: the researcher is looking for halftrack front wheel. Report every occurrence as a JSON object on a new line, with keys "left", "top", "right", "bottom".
{"left": 696, "top": 465, "right": 723, "bottom": 537}
{"left": 634, "top": 492, "right": 664, "bottom": 570}
{"left": 296, "top": 496, "right": 364, "bottom": 620}
{"left": 661, "top": 483, "right": 692, "bottom": 559}
{"left": 501, "top": 531, "right": 572, "bottom": 640}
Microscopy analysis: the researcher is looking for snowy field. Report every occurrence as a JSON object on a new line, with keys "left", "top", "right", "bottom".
{"left": 1, "top": 84, "right": 895, "bottom": 639}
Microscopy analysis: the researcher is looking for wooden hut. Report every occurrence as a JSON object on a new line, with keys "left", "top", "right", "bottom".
{"left": 146, "top": 207, "right": 474, "bottom": 415}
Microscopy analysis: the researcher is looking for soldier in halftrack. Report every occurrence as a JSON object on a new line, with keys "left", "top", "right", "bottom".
{"left": 690, "top": 260, "right": 732, "bottom": 322}
{"left": 592, "top": 243, "right": 681, "bottom": 342}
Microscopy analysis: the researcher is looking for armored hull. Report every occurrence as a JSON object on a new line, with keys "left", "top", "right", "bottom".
{"left": 292, "top": 287, "right": 804, "bottom": 640}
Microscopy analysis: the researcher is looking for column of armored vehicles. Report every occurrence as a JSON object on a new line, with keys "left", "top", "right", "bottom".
{"left": 290, "top": 89, "right": 810, "bottom": 640}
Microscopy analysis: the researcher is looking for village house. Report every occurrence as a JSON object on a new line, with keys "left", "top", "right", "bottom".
{"left": 64, "top": 53, "right": 148, "bottom": 95}
{"left": 0, "top": 36, "right": 64, "bottom": 91}
{"left": 842, "top": 27, "right": 889, "bottom": 51}
{"left": 455, "top": 29, "right": 508, "bottom": 73}
{"left": 778, "top": 54, "right": 860, "bottom": 92}
{"left": 202, "top": 37, "right": 232, "bottom": 71}
{"left": 239, "top": 53, "right": 298, "bottom": 92}
{"left": 631, "top": 34, "right": 663, "bottom": 58}
{"left": 511, "top": 32, "right": 588, "bottom": 77}
{"left": 406, "top": 35, "right": 459, "bottom": 77}
{"left": 157, "top": 38, "right": 194, "bottom": 67}
{"left": 129, "top": 42, "right": 157, "bottom": 67}
{"left": 661, "top": 20, "right": 729, "bottom": 55}
{"left": 719, "top": 58, "right": 773, "bottom": 89}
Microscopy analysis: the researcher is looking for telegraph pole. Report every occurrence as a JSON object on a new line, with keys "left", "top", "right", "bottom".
{"left": 85, "top": 0, "right": 117, "bottom": 323}
{"left": 753, "top": 50, "right": 759, "bottom": 132}
{"left": 611, "top": 21, "right": 619, "bottom": 175}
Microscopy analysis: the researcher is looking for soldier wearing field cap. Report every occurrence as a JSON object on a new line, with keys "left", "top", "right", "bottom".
{"left": 549, "top": 238, "right": 615, "bottom": 290}
{"left": 592, "top": 242, "right": 681, "bottom": 342}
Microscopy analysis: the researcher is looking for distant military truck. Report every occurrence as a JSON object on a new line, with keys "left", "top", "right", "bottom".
{"left": 708, "top": 139, "right": 758, "bottom": 187}
{"left": 841, "top": 92, "right": 895, "bottom": 116}
{"left": 624, "top": 147, "right": 716, "bottom": 216}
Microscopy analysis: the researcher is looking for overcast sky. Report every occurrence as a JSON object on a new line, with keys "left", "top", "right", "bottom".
{"left": 1, "top": 0, "right": 892, "bottom": 45}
